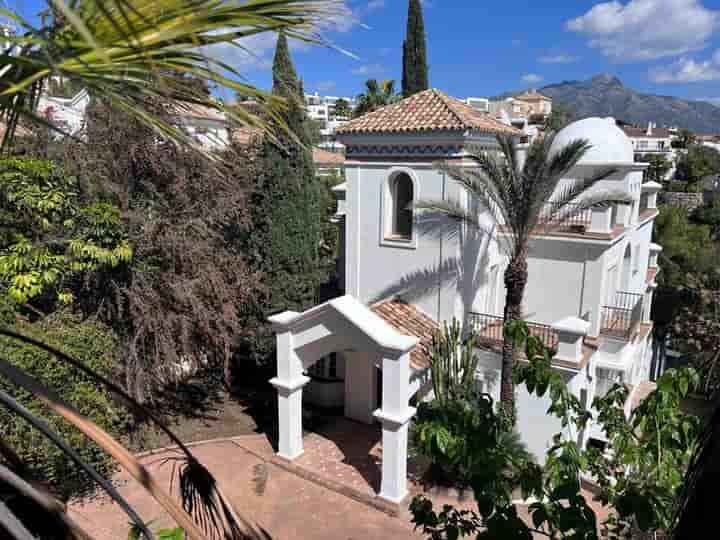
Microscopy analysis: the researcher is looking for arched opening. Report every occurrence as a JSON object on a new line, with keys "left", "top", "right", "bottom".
{"left": 621, "top": 244, "right": 632, "bottom": 291}
{"left": 390, "top": 173, "right": 414, "bottom": 240}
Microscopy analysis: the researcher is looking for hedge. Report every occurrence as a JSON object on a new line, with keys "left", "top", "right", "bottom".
{"left": 0, "top": 304, "right": 131, "bottom": 499}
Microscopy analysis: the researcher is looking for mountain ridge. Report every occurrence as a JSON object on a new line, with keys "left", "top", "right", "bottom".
{"left": 497, "top": 75, "right": 720, "bottom": 133}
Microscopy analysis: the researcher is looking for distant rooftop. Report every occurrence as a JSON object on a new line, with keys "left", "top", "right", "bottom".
{"left": 515, "top": 89, "right": 551, "bottom": 102}
{"left": 336, "top": 89, "right": 522, "bottom": 136}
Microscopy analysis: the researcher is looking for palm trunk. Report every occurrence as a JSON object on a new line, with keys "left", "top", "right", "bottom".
{"left": 501, "top": 254, "right": 529, "bottom": 424}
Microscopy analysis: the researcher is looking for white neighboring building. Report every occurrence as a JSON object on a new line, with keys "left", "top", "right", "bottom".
{"left": 305, "top": 92, "right": 356, "bottom": 152}
{"left": 37, "top": 88, "right": 91, "bottom": 136}
{"left": 620, "top": 123, "right": 675, "bottom": 157}
{"left": 267, "top": 90, "right": 663, "bottom": 501}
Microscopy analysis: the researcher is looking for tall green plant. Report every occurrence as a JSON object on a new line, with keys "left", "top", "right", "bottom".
{"left": 353, "top": 79, "right": 397, "bottom": 117}
{"left": 411, "top": 321, "right": 701, "bottom": 540}
{"left": 418, "top": 134, "right": 622, "bottom": 421}
{"left": 428, "top": 319, "right": 478, "bottom": 402}
{"left": 402, "top": 0, "right": 429, "bottom": 97}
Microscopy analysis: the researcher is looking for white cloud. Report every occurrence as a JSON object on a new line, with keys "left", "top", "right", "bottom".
{"left": 351, "top": 63, "right": 388, "bottom": 76}
{"left": 567, "top": 0, "right": 719, "bottom": 61}
{"left": 539, "top": 53, "right": 579, "bottom": 64}
{"left": 521, "top": 73, "right": 544, "bottom": 85}
{"left": 649, "top": 50, "right": 720, "bottom": 82}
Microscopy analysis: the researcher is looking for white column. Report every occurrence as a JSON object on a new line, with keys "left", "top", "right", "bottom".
{"left": 551, "top": 317, "right": 590, "bottom": 365}
{"left": 642, "top": 181, "right": 662, "bottom": 210}
{"left": 589, "top": 205, "right": 612, "bottom": 234}
{"left": 268, "top": 313, "right": 309, "bottom": 461}
{"left": 373, "top": 348, "right": 416, "bottom": 504}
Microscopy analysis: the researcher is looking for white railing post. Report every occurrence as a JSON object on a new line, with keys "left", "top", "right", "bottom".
{"left": 551, "top": 317, "right": 590, "bottom": 364}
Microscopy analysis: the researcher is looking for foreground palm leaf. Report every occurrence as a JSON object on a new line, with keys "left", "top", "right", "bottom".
{"left": 417, "top": 133, "right": 624, "bottom": 420}
{"left": 0, "top": 329, "right": 270, "bottom": 539}
{"left": 0, "top": 0, "right": 345, "bottom": 153}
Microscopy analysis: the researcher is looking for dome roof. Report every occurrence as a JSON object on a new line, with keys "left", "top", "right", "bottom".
{"left": 550, "top": 117, "right": 634, "bottom": 165}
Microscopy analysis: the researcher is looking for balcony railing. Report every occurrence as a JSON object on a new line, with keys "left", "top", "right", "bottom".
{"left": 468, "top": 312, "right": 559, "bottom": 351}
{"left": 600, "top": 291, "right": 644, "bottom": 341}
{"left": 540, "top": 202, "right": 592, "bottom": 230}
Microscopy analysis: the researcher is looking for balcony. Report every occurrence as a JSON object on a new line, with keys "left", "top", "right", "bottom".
{"left": 468, "top": 312, "right": 559, "bottom": 351}
{"left": 540, "top": 202, "right": 592, "bottom": 231}
{"left": 600, "top": 291, "right": 644, "bottom": 341}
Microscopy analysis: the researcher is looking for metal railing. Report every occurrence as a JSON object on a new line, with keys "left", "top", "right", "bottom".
{"left": 600, "top": 291, "right": 644, "bottom": 341}
{"left": 540, "top": 202, "right": 592, "bottom": 230}
{"left": 468, "top": 312, "right": 559, "bottom": 351}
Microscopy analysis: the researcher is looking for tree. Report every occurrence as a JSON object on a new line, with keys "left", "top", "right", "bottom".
{"left": 544, "top": 103, "right": 573, "bottom": 132}
{"left": 418, "top": 134, "right": 621, "bottom": 420}
{"left": 676, "top": 129, "right": 697, "bottom": 150}
{"left": 638, "top": 153, "right": 671, "bottom": 183}
{"left": 402, "top": 0, "right": 430, "bottom": 97}
{"left": 353, "top": 79, "right": 397, "bottom": 117}
{"left": 0, "top": 0, "right": 334, "bottom": 154}
{"left": 675, "top": 144, "right": 720, "bottom": 187}
{"left": 333, "top": 98, "right": 351, "bottom": 119}
{"left": 411, "top": 323, "right": 701, "bottom": 540}
{"left": 0, "top": 157, "right": 131, "bottom": 307}
{"left": 238, "top": 33, "right": 325, "bottom": 365}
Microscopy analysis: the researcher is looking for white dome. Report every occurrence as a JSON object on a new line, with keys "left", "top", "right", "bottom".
{"left": 550, "top": 117, "right": 634, "bottom": 165}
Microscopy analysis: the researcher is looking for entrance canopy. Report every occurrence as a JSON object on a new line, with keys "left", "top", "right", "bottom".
{"left": 269, "top": 295, "right": 421, "bottom": 503}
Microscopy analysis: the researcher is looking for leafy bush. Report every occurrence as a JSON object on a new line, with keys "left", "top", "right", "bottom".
{"left": 0, "top": 310, "right": 131, "bottom": 499}
{"left": 0, "top": 157, "right": 131, "bottom": 305}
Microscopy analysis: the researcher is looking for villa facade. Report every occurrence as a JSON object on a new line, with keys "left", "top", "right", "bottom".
{"left": 269, "top": 89, "right": 663, "bottom": 502}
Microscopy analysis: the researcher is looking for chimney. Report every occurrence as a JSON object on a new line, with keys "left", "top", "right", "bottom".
{"left": 646, "top": 122, "right": 654, "bottom": 136}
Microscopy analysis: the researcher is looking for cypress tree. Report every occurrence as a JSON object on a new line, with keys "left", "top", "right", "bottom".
{"left": 402, "top": 0, "right": 429, "bottom": 97}
{"left": 241, "top": 33, "right": 325, "bottom": 362}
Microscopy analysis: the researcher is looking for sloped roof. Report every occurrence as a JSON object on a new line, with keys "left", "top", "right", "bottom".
{"left": 621, "top": 125, "right": 672, "bottom": 139}
{"left": 371, "top": 298, "right": 438, "bottom": 371}
{"left": 166, "top": 101, "right": 227, "bottom": 122}
{"left": 312, "top": 147, "right": 345, "bottom": 165}
{"left": 337, "top": 89, "right": 522, "bottom": 136}
{"left": 516, "top": 90, "right": 551, "bottom": 102}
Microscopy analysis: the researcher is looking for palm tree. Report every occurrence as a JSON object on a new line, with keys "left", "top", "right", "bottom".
{"left": 353, "top": 79, "right": 396, "bottom": 117}
{"left": 0, "top": 0, "right": 341, "bottom": 154}
{"left": 419, "top": 133, "right": 621, "bottom": 420}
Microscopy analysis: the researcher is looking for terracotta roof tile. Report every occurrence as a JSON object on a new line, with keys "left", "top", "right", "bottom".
{"left": 371, "top": 298, "right": 438, "bottom": 371}
{"left": 312, "top": 147, "right": 345, "bottom": 165}
{"left": 620, "top": 125, "right": 672, "bottom": 139}
{"left": 630, "top": 381, "right": 657, "bottom": 411}
{"left": 337, "top": 89, "right": 522, "bottom": 136}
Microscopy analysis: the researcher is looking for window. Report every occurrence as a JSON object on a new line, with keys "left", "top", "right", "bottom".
{"left": 390, "top": 173, "right": 414, "bottom": 240}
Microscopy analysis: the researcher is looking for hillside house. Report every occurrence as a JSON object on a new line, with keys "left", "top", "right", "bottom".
{"left": 269, "top": 89, "right": 662, "bottom": 503}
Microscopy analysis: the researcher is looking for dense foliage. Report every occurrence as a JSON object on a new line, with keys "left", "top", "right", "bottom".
{"left": 0, "top": 308, "right": 131, "bottom": 499}
{"left": 674, "top": 144, "right": 720, "bottom": 188}
{"left": 637, "top": 153, "right": 670, "bottom": 183}
{"left": 402, "top": 0, "right": 430, "bottom": 97}
{"left": 353, "top": 79, "right": 398, "bottom": 117}
{"left": 411, "top": 322, "right": 701, "bottom": 540}
{"left": 0, "top": 158, "right": 131, "bottom": 306}
{"left": 237, "top": 34, "right": 325, "bottom": 366}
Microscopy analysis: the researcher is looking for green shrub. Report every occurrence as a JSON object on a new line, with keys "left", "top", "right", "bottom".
{"left": 0, "top": 309, "right": 130, "bottom": 499}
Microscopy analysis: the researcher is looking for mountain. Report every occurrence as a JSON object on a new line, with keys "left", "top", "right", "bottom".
{"left": 510, "top": 75, "right": 720, "bottom": 133}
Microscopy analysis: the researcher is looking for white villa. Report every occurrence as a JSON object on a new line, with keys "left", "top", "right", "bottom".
{"left": 269, "top": 89, "right": 663, "bottom": 504}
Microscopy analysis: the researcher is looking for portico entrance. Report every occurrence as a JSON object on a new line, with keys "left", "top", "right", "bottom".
{"left": 269, "top": 295, "right": 420, "bottom": 503}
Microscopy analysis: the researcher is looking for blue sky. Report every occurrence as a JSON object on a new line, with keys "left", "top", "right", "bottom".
{"left": 11, "top": 0, "right": 720, "bottom": 102}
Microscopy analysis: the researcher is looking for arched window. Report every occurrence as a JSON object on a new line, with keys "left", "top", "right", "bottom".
{"left": 391, "top": 173, "right": 414, "bottom": 239}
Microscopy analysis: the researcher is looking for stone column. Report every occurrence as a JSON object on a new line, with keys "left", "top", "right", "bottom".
{"left": 268, "top": 312, "right": 309, "bottom": 461}
{"left": 373, "top": 348, "right": 416, "bottom": 504}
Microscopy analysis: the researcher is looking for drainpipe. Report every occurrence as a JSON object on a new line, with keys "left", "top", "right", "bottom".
{"left": 437, "top": 171, "right": 447, "bottom": 322}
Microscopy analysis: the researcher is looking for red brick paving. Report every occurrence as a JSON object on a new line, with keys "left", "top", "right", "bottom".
{"left": 68, "top": 426, "right": 611, "bottom": 540}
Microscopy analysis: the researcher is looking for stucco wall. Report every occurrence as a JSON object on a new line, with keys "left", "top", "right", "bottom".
{"left": 346, "top": 162, "right": 470, "bottom": 323}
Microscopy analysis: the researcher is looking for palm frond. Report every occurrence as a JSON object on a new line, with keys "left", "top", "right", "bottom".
{"left": 0, "top": 385, "right": 154, "bottom": 540}
{"left": 0, "top": 329, "right": 257, "bottom": 539}
{"left": 0, "top": 462, "right": 94, "bottom": 540}
{"left": 1, "top": 0, "right": 344, "bottom": 155}
{"left": 0, "top": 499, "right": 35, "bottom": 540}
